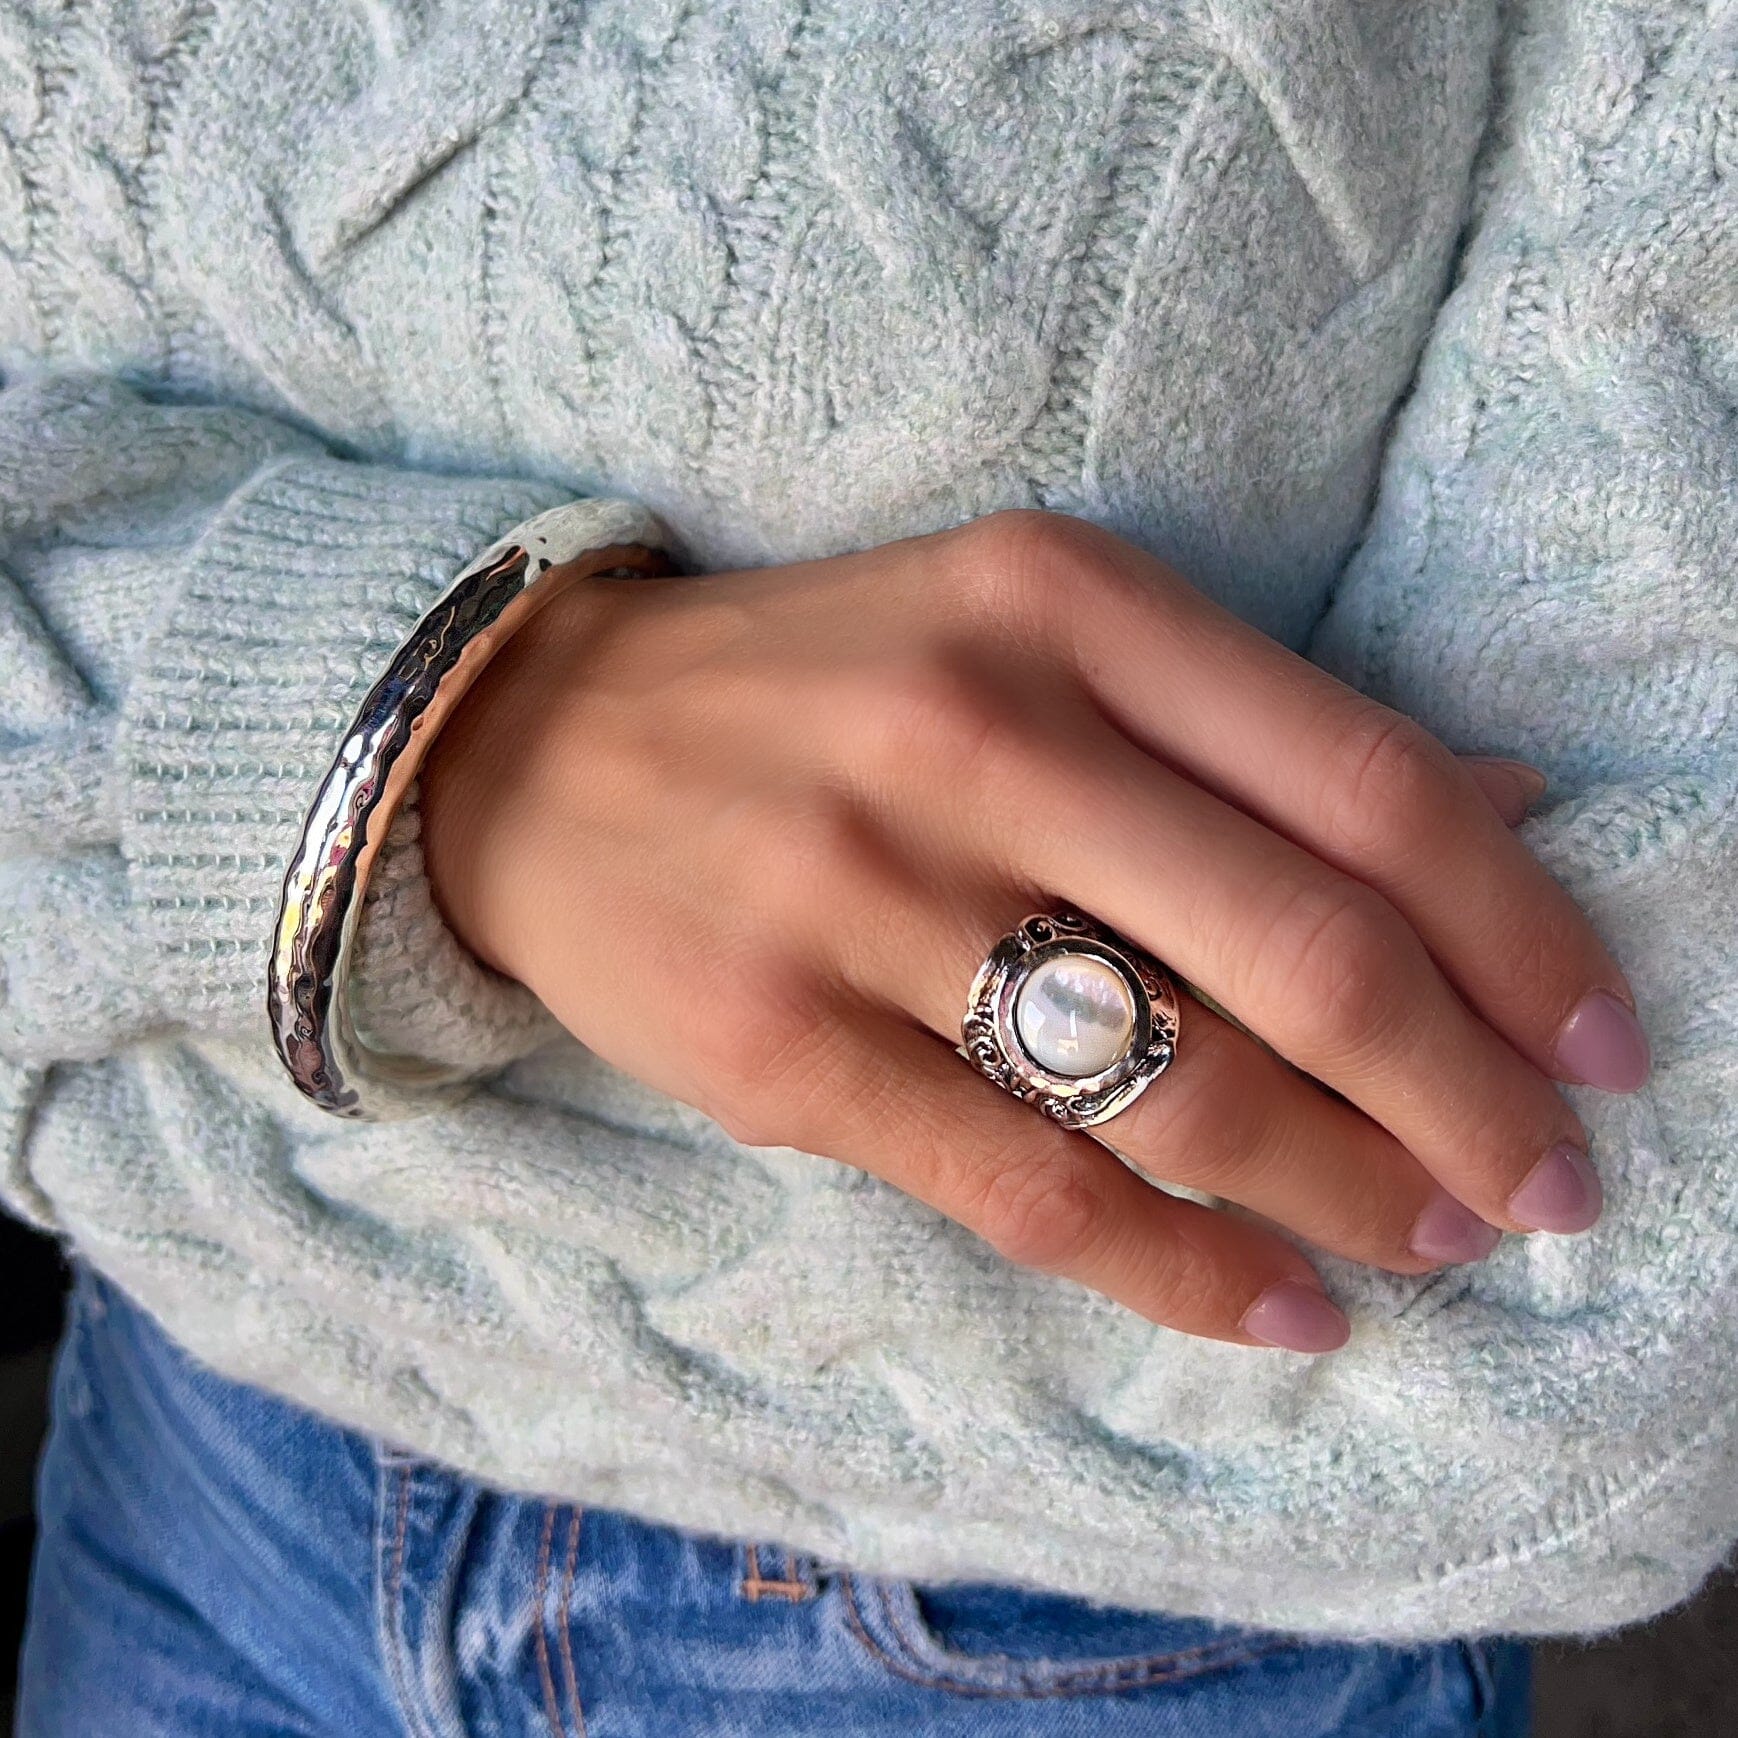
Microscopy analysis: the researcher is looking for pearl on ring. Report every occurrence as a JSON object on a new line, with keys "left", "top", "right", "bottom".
{"left": 1013, "top": 952, "right": 1137, "bottom": 1078}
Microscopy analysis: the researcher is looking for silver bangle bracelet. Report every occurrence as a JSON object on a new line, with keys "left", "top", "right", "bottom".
{"left": 267, "top": 498, "right": 680, "bottom": 1121}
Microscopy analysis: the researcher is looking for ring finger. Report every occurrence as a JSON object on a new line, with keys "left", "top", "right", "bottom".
{"left": 825, "top": 877, "right": 1507, "bottom": 1279}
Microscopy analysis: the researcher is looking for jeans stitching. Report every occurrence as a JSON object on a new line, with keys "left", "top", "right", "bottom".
{"left": 382, "top": 1461, "right": 428, "bottom": 1738}
{"left": 838, "top": 1575, "right": 1295, "bottom": 1701}
{"left": 556, "top": 1510, "right": 588, "bottom": 1738}
{"left": 879, "top": 1581, "right": 1270, "bottom": 1685}
{"left": 533, "top": 1504, "right": 567, "bottom": 1738}
{"left": 741, "top": 1541, "right": 813, "bottom": 1602}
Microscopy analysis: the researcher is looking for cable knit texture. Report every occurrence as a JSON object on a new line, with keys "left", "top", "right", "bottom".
{"left": 1, "top": 0, "right": 1734, "bottom": 1642}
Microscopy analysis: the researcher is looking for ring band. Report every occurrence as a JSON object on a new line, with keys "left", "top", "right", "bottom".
{"left": 958, "top": 907, "right": 1180, "bottom": 1129}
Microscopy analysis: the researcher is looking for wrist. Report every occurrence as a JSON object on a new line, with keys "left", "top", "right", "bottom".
{"left": 419, "top": 571, "right": 634, "bottom": 983}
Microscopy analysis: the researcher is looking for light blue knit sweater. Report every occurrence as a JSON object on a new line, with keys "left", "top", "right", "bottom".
{"left": 1, "top": 0, "right": 1733, "bottom": 1643}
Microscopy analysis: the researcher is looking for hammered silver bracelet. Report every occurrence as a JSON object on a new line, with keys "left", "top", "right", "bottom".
{"left": 267, "top": 498, "right": 680, "bottom": 1121}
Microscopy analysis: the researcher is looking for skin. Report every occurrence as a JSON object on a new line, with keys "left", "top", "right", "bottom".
{"left": 420, "top": 508, "right": 1643, "bottom": 1352}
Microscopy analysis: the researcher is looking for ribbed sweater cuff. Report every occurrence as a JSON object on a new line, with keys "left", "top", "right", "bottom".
{"left": 121, "top": 456, "right": 580, "bottom": 1070}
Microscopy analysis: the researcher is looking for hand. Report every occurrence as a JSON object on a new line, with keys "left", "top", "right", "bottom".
{"left": 420, "top": 509, "right": 1649, "bottom": 1353}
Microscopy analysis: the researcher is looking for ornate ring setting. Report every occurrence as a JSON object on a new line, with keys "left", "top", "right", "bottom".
{"left": 958, "top": 908, "right": 1180, "bottom": 1130}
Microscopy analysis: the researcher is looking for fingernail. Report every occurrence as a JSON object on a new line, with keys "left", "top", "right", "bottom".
{"left": 1241, "top": 1280, "right": 1351, "bottom": 1354}
{"left": 1408, "top": 1190, "right": 1504, "bottom": 1265}
{"left": 1508, "top": 1141, "right": 1604, "bottom": 1234}
{"left": 1553, "top": 989, "right": 1651, "bottom": 1092}
{"left": 1464, "top": 756, "right": 1548, "bottom": 827}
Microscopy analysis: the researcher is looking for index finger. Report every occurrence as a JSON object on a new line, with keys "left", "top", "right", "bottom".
{"left": 990, "top": 511, "right": 1650, "bottom": 1096}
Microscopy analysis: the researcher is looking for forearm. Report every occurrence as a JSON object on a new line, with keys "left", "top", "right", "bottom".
{"left": 0, "top": 372, "right": 593, "bottom": 1227}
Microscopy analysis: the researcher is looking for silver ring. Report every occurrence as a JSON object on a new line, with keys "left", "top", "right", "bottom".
{"left": 958, "top": 907, "right": 1180, "bottom": 1129}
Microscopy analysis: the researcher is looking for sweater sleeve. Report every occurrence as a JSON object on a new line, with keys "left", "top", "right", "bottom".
{"left": 0, "top": 372, "right": 660, "bottom": 1228}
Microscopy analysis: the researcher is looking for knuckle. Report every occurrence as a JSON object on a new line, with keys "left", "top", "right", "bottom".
{"left": 686, "top": 956, "right": 834, "bottom": 1144}
{"left": 866, "top": 656, "right": 1007, "bottom": 781}
{"left": 1322, "top": 706, "right": 1461, "bottom": 862}
{"left": 1474, "top": 894, "right": 1594, "bottom": 1021}
{"left": 950, "top": 508, "right": 1115, "bottom": 629}
{"left": 1123, "top": 1231, "right": 1230, "bottom": 1329}
{"left": 860, "top": 655, "right": 1060, "bottom": 808}
{"left": 969, "top": 1149, "right": 1108, "bottom": 1274}
{"left": 1261, "top": 879, "right": 1411, "bottom": 1053}
{"left": 958, "top": 506, "right": 1105, "bottom": 568}
{"left": 1491, "top": 912, "right": 1566, "bottom": 1008}
{"left": 740, "top": 788, "right": 875, "bottom": 921}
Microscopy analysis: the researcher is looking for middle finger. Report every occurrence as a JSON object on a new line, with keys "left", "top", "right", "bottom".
{"left": 918, "top": 712, "right": 1597, "bottom": 1237}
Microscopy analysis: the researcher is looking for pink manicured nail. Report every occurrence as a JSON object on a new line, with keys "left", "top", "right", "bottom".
{"left": 1554, "top": 990, "right": 1651, "bottom": 1093}
{"left": 1241, "top": 1281, "right": 1351, "bottom": 1354}
{"left": 1508, "top": 1142, "right": 1604, "bottom": 1234}
{"left": 1408, "top": 1191, "right": 1504, "bottom": 1265}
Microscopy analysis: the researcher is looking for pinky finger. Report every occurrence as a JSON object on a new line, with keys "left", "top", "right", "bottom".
{"left": 1457, "top": 754, "right": 1548, "bottom": 828}
{"left": 761, "top": 1000, "right": 1351, "bottom": 1354}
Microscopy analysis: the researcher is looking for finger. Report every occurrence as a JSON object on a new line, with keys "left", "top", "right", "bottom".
{"left": 1100, "top": 996, "right": 1505, "bottom": 1270}
{"left": 983, "top": 512, "right": 1647, "bottom": 1094}
{"left": 1458, "top": 755, "right": 1547, "bottom": 828}
{"left": 931, "top": 707, "right": 1598, "bottom": 1237}
{"left": 743, "top": 995, "right": 1350, "bottom": 1353}
{"left": 827, "top": 883, "right": 1505, "bottom": 1276}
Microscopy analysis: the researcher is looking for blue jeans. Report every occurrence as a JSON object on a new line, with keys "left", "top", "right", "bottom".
{"left": 19, "top": 1266, "right": 1531, "bottom": 1736}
